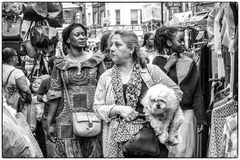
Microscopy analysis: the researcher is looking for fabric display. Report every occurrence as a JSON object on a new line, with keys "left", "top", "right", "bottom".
{"left": 208, "top": 99, "right": 237, "bottom": 157}
{"left": 23, "top": 3, "right": 63, "bottom": 27}
{"left": 205, "top": 2, "right": 238, "bottom": 158}
{"left": 3, "top": 100, "right": 43, "bottom": 157}
{"left": 189, "top": 2, "right": 238, "bottom": 158}
{"left": 222, "top": 113, "right": 237, "bottom": 157}
{"left": 2, "top": 13, "right": 24, "bottom": 55}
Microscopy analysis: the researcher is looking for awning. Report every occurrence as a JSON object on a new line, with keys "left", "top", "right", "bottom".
{"left": 166, "top": 11, "right": 192, "bottom": 26}
{"left": 142, "top": 3, "right": 162, "bottom": 22}
{"left": 189, "top": 12, "right": 209, "bottom": 23}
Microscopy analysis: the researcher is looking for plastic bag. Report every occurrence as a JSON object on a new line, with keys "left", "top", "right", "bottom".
{"left": 3, "top": 105, "right": 43, "bottom": 157}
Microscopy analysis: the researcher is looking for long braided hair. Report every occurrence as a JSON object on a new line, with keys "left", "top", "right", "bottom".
{"left": 154, "top": 26, "right": 180, "bottom": 55}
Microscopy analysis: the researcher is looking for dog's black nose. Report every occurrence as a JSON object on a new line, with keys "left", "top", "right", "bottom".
{"left": 157, "top": 104, "right": 161, "bottom": 109}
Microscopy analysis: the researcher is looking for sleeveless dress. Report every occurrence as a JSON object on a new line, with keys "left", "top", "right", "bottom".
{"left": 47, "top": 53, "right": 105, "bottom": 157}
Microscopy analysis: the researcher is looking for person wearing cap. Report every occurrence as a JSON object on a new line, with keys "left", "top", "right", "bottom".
{"left": 46, "top": 23, "right": 105, "bottom": 157}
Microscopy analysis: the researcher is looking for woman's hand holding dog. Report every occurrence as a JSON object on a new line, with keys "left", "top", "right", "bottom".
{"left": 113, "top": 105, "right": 139, "bottom": 122}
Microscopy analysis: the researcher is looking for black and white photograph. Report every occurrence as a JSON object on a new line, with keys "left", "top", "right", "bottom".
{"left": 2, "top": 1, "right": 238, "bottom": 158}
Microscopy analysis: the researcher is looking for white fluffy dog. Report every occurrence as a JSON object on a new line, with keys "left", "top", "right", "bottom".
{"left": 142, "top": 84, "right": 184, "bottom": 145}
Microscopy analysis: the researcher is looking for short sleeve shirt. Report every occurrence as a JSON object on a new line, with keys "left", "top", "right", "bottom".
{"left": 3, "top": 64, "right": 26, "bottom": 97}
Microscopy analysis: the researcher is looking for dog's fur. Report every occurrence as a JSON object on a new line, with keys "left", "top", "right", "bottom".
{"left": 142, "top": 84, "right": 184, "bottom": 145}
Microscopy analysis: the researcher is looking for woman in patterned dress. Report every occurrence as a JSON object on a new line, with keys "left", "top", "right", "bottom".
{"left": 46, "top": 23, "right": 105, "bottom": 157}
{"left": 93, "top": 30, "right": 183, "bottom": 157}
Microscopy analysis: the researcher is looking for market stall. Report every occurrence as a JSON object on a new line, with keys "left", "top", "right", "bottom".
{"left": 2, "top": 2, "right": 63, "bottom": 82}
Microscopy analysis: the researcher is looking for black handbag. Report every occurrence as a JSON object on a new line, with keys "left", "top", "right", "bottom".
{"left": 122, "top": 114, "right": 169, "bottom": 158}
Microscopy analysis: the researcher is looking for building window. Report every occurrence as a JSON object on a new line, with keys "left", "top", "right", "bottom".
{"left": 64, "top": 10, "right": 71, "bottom": 18}
{"left": 88, "top": 13, "right": 91, "bottom": 26}
{"left": 115, "top": 9, "right": 120, "bottom": 25}
{"left": 93, "top": 12, "right": 98, "bottom": 25}
{"left": 131, "top": 9, "right": 138, "bottom": 25}
{"left": 100, "top": 11, "right": 105, "bottom": 26}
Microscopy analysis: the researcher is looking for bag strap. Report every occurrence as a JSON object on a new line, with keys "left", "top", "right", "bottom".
{"left": 147, "top": 65, "right": 156, "bottom": 83}
{"left": 24, "top": 21, "right": 33, "bottom": 40}
{"left": 60, "top": 70, "right": 73, "bottom": 112}
{"left": 4, "top": 68, "right": 16, "bottom": 86}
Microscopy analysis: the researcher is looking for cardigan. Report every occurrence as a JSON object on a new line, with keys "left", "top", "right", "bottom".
{"left": 153, "top": 55, "right": 207, "bottom": 125}
{"left": 93, "top": 64, "right": 183, "bottom": 157}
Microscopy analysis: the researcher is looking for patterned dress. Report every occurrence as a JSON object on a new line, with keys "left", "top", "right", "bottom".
{"left": 47, "top": 53, "right": 105, "bottom": 157}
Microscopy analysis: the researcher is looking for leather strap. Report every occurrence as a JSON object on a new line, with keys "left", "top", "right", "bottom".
{"left": 5, "top": 68, "right": 16, "bottom": 86}
{"left": 60, "top": 70, "right": 72, "bottom": 111}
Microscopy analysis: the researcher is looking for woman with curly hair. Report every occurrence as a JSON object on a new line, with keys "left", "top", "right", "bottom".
{"left": 152, "top": 27, "right": 207, "bottom": 157}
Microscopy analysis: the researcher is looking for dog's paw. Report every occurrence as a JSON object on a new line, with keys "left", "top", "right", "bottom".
{"left": 158, "top": 131, "right": 169, "bottom": 144}
{"left": 168, "top": 136, "right": 179, "bottom": 145}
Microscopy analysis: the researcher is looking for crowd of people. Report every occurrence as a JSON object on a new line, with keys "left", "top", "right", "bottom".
{"left": 3, "top": 22, "right": 207, "bottom": 158}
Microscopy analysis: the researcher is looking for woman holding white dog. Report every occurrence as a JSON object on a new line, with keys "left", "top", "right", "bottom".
{"left": 152, "top": 27, "right": 207, "bottom": 157}
{"left": 93, "top": 30, "right": 183, "bottom": 158}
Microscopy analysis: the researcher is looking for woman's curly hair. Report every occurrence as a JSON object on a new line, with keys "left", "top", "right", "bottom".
{"left": 154, "top": 26, "right": 180, "bottom": 55}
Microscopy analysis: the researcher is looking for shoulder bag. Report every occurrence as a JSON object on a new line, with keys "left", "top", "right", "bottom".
{"left": 122, "top": 67, "right": 169, "bottom": 157}
{"left": 122, "top": 114, "right": 168, "bottom": 157}
{"left": 61, "top": 70, "right": 101, "bottom": 137}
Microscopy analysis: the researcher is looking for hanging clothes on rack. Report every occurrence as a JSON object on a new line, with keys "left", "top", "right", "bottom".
{"left": 222, "top": 112, "right": 237, "bottom": 157}
{"left": 207, "top": 3, "right": 221, "bottom": 79}
{"left": 206, "top": 2, "right": 238, "bottom": 158}
{"left": 208, "top": 99, "right": 237, "bottom": 157}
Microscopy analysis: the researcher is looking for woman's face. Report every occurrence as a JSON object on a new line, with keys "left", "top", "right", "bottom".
{"left": 147, "top": 34, "right": 154, "bottom": 47}
{"left": 68, "top": 27, "right": 86, "bottom": 48}
{"left": 109, "top": 34, "right": 132, "bottom": 65}
{"left": 32, "top": 78, "right": 42, "bottom": 93}
{"left": 171, "top": 31, "right": 185, "bottom": 54}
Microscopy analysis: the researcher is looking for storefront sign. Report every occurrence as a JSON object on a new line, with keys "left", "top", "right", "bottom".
{"left": 166, "top": 2, "right": 181, "bottom": 8}
{"left": 132, "top": 26, "right": 142, "bottom": 30}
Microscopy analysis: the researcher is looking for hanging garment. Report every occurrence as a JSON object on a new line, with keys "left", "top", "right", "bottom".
{"left": 221, "top": 4, "right": 237, "bottom": 54}
{"left": 2, "top": 16, "right": 23, "bottom": 41}
{"left": 23, "top": 3, "right": 63, "bottom": 27}
{"left": 214, "top": 4, "right": 226, "bottom": 79}
{"left": 199, "top": 44, "right": 212, "bottom": 111}
{"left": 222, "top": 113, "right": 237, "bottom": 157}
{"left": 207, "top": 3, "right": 221, "bottom": 47}
{"left": 221, "top": 46, "right": 231, "bottom": 86}
{"left": 208, "top": 99, "right": 237, "bottom": 157}
{"left": 232, "top": 38, "right": 238, "bottom": 100}
{"left": 168, "top": 110, "right": 196, "bottom": 157}
{"left": 3, "top": 103, "right": 43, "bottom": 157}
